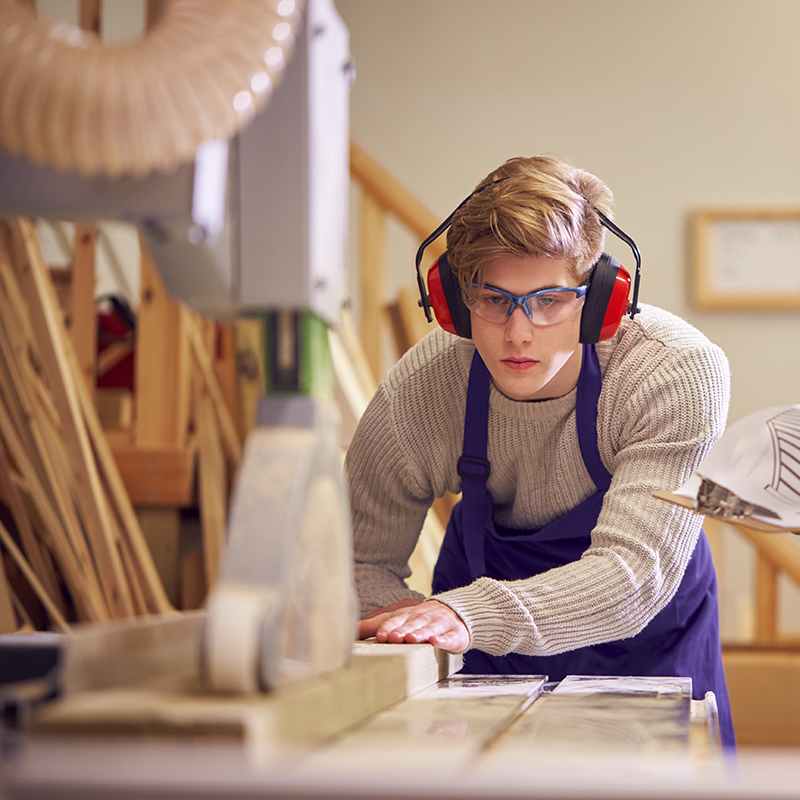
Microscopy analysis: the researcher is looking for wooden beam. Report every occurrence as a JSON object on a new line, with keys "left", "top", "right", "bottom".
{"left": 755, "top": 553, "right": 778, "bottom": 644}
{"left": 734, "top": 524, "right": 800, "bottom": 588}
{"left": 186, "top": 313, "right": 242, "bottom": 467}
{"left": 137, "top": 508, "right": 181, "bottom": 608}
{"left": 213, "top": 322, "right": 239, "bottom": 440}
{"left": 70, "top": 222, "right": 98, "bottom": 395}
{"left": 96, "top": 340, "right": 133, "bottom": 377}
{"left": 33, "top": 638, "right": 460, "bottom": 744}
{"left": 195, "top": 377, "right": 227, "bottom": 591}
{"left": 135, "top": 240, "right": 190, "bottom": 449}
{"left": 350, "top": 141, "right": 444, "bottom": 249}
{"left": 0, "top": 519, "right": 71, "bottom": 632}
{"left": 0, "top": 546, "right": 17, "bottom": 634}
{"left": 110, "top": 446, "right": 195, "bottom": 506}
{"left": 94, "top": 388, "right": 133, "bottom": 431}
{"left": 0, "top": 436, "right": 65, "bottom": 617}
{"left": 232, "top": 318, "right": 265, "bottom": 442}
{"left": 385, "top": 285, "right": 436, "bottom": 358}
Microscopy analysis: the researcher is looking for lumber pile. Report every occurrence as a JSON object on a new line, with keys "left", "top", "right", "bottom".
{"left": 0, "top": 218, "right": 178, "bottom": 632}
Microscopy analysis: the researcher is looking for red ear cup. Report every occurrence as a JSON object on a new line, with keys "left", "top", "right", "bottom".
{"left": 426, "top": 252, "right": 472, "bottom": 338}
{"left": 579, "top": 254, "right": 632, "bottom": 344}
{"left": 426, "top": 257, "right": 457, "bottom": 335}
{"left": 598, "top": 264, "right": 632, "bottom": 341}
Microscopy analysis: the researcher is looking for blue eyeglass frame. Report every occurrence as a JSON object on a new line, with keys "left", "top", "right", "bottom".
{"left": 470, "top": 282, "right": 590, "bottom": 320}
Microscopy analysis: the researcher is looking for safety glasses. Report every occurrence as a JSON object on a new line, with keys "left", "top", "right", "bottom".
{"left": 468, "top": 283, "right": 589, "bottom": 326}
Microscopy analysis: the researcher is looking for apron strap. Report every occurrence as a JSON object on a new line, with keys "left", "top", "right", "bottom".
{"left": 460, "top": 352, "right": 492, "bottom": 577}
{"left": 575, "top": 344, "right": 612, "bottom": 492}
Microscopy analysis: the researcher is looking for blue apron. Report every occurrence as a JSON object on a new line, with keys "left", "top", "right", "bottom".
{"left": 432, "top": 345, "right": 736, "bottom": 748}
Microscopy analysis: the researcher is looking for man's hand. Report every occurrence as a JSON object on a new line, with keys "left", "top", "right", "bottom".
{"left": 358, "top": 599, "right": 469, "bottom": 654}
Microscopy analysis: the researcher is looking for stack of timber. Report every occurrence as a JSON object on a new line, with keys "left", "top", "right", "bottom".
{"left": 0, "top": 218, "right": 175, "bottom": 632}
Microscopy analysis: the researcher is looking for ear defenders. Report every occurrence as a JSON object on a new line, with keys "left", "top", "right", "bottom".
{"left": 415, "top": 184, "right": 642, "bottom": 345}
{"left": 426, "top": 250, "right": 632, "bottom": 343}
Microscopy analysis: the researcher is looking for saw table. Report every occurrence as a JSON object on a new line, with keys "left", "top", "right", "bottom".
{"left": 0, "top": 610, "right": 748, "bottom": 800}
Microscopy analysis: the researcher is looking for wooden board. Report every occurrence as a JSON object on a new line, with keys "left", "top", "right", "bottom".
{"left": 32, "top": 638, "right": 461, "bottom": 746}
{"left": 111, "top": 446, "right": 195, "bottom": 505}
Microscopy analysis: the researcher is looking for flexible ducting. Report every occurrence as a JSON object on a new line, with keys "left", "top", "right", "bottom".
{"left": 0, "top": 0, "right": 305, "bottom": 178}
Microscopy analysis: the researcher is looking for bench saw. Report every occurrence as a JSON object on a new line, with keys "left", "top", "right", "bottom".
{"left": 0, "top": 0, "right": 356, "bottom": 694}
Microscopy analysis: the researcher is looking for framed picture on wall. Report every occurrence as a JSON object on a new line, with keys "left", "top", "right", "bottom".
{"left": 690, "top": 209, "right": 800, "bottom": 310}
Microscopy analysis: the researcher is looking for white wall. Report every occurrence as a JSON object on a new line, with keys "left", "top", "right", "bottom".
{"left": 335, "top": 0, "right": 800, "bottom": 639}
{"left": 336, "top": 0, "right": 800, "bottom": 424}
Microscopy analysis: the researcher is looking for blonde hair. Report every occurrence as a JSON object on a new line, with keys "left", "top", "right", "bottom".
{"left": 446, "top": 156, "right": 614, "bottom": 297}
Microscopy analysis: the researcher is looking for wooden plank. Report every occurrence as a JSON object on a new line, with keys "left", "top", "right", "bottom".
{"left": 755, "top": 553, "right": 778, "bottom": 644}
{"left": 359, "top": 192, "right": 386, "bottom": 380}
{"left": 110, "top": 446, "right": 195, "bottom": 506}
{"left": 0, "top": 547, "right": 17, "bottom": 634}
{"left": 33, "top": 639, "right": 460, "bottom": 744}
{"left": 180, "top": 549, "right": 206, "bottom": 611}
{"left": 213, "top": 322, "right": 239, "bottom": 441}
{"left": 116, "top": 527, "right": 151, "bottom": 617}
{"left": 136, "top": 508, "right": 181, "bottom": 608}
{"left": 232, "top": 318, "right": 265, "bottom": 442}
{"left": 96, "top": 340, "right": 133, "bottom": 377}
{"left": 70, "top": 222, "right": 98, "bottom": 396}
{"left": 734, "top": 524, "right": 800, "bottom": 585}
{"left": 195, "top": 378, "right": 227, "bottom": 591}
{"left": 186, "top": 313, "right": 242, "bottom": 467}
{"left": 0, "top": 519, "right": 71, "bottom": 632}
{"left": 385, "top": 285, "right": 434, "bottom": 357}
{"left": 0, "top": 435, "right": 66, "bottom": 617}
{"left": 135, "top": 239, "right": 190, "bottom": 448}
{"left": 94, "top": 388, "right": 133, "bottom": 431}
{"left": 58, "top": 611, "right": 204, "bottom": 695}
{"left": 0, "top": 242, "right": 48, "bottom": 461}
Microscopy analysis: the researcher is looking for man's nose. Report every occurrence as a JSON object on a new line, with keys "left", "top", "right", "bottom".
{"left": 504, "top": 305, "right": 534, "bottom": 343}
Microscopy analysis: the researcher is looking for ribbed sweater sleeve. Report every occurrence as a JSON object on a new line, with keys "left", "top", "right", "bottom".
{"left": 346, "top": 305, "right": 731, "bottom": 657}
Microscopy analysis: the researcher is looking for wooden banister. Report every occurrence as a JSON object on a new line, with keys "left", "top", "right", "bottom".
{"left": 349, "top": 142, "right": 446, "bottom": 380}
{"left": 348, "top": 142, "right": 458, "bottom": 536}
{"left": 349, "top": 142, "right": 444, "bottom": 245}
{"left": 733, "top": 523, "right": 800, "bottom": 645}
{"left": 736, "top": 525, "right": 800, "bottom": 587}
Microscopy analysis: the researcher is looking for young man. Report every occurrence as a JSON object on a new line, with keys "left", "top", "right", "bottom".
{"left": 346, "top": 156, "right": 734, "bottom": 746}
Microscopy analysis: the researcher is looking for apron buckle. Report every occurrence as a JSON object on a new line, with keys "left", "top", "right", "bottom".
{"left": 458, "top": 455, "right": 491, "bottom": 481}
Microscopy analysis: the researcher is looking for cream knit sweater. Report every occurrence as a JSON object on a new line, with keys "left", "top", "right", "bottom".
{"left": 346, "top": 304, "right": 730, "bottom": 658}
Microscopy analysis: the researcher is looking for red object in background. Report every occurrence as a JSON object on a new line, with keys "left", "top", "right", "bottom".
{"left": 96, "top": 296, "right": 136, "bottom": 390}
